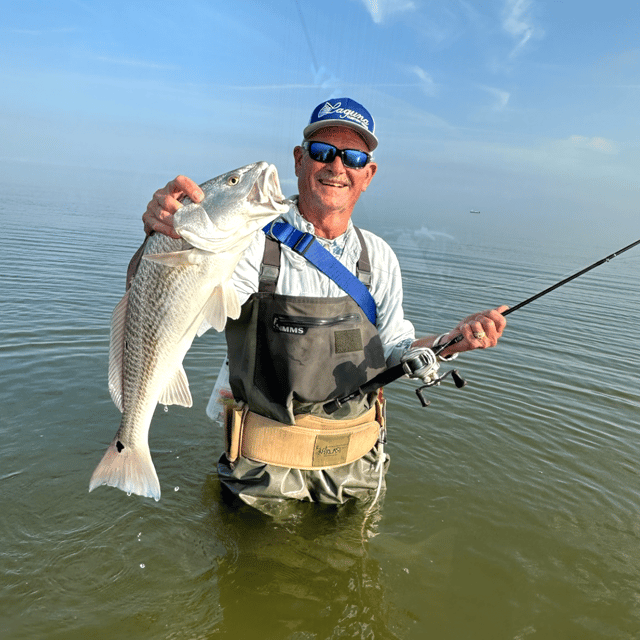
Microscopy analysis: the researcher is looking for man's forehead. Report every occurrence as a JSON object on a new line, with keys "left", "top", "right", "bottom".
{"left": 308, "top": 126, "right": 370, "bottom": 150}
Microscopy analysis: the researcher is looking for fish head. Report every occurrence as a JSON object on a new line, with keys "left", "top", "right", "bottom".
{"left": 174, "top": 162, "right": 290, "bottom": 253}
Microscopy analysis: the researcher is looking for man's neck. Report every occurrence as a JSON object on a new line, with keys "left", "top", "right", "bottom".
{"left": 297, "top": 203, "right": 350, "bottom": 240}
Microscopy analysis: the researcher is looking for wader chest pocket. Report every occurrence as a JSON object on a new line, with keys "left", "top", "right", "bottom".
{"left": 272, "top": 313, "right": 360, "bottom": 335}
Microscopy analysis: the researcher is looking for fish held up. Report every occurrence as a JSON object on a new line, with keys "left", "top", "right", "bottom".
{"left": 89, "top": 162, "right": 289, "bottom": 500}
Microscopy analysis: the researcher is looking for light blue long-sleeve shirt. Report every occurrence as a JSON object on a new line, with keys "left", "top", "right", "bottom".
{"left": 206, "top": 197, "right": 416, "bottom": 420}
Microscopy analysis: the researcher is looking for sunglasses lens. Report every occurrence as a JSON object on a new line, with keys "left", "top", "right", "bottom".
{"left": 308, "top": 142, "right": 336, "bottom": 163}
{"left": 307, "top": 142, "right": 369, "bottom": 168}
{"left": 342, "top": 150, "right": 369, "bottom": 168}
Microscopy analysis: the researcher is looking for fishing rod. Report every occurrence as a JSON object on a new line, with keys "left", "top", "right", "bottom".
{"left": 324, "top": 237, "right": 640, "bottom": 414}
{"left": 501, "top": 236, "right": 640, "bottom": 317}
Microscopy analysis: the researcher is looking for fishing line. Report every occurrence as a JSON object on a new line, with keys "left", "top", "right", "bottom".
{"left": 293, "top": 0, "right": 319, "bottom": 75}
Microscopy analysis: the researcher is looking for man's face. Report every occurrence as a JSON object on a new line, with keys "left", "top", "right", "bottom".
{"left": 294, "top": 126, "right": 377, "bottom": 220}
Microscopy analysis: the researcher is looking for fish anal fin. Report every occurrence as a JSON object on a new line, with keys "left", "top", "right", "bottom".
{"left": 89, "top": 438, "right": 161, "bottom": 501}
{"left": 158, "top": 365, "right": 193, "bottom": 407}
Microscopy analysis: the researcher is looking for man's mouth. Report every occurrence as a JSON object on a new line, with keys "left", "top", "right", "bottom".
{"left": 318, "top": 178, "right": 349, "bottom": 188}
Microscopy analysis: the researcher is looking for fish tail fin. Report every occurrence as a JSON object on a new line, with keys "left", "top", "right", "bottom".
{"left": 89, "top": 438, "right": 161, "bottom": 501}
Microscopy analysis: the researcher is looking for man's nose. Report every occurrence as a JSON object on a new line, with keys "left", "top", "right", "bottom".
{"left": 328, "top": 154, "right": 346, "bottom": 170}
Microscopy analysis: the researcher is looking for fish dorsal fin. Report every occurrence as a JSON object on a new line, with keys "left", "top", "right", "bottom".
{"left": 108, "top": 290, "right": 129, "bottom": 412}
{"left": 158, "top": 365, "right": 193, "bottom": 407}
{"left": 201, "top": 282, "right": 241, "bottom": 332}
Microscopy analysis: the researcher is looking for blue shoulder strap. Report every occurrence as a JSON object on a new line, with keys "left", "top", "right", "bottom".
{"left": 263, "top": 220, "right": 377, "bottom": 326}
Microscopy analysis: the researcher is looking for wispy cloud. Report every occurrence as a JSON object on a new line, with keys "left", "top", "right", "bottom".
{"left": 501, "top": 0, "right": 542, "bottom": 58}
{"left": 359, "top": 0, "right": 416, "bottom": 25}
{"left": 479, "top": 85, "right": 510, "bottom": 111}
{"left": 312, "top": 66, "right": 343, "bottom": 97}
{"left": 566, "top": 135, "right": 619, "bottom": 155}
{"left": 407, "top": 66, "right": 439, "bottom": 97}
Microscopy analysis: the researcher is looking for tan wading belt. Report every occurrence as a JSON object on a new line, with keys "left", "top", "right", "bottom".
{"left": 224, "top": 394, "right": 386, "bottom": 470}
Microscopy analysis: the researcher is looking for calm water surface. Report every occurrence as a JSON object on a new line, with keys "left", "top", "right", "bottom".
{"left": 1, "top": 164, "right": 639, "bottom": 639}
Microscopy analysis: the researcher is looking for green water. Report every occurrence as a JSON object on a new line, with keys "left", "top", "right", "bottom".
{"left": 2, "top": 166, "right": 640, "bottom": 639}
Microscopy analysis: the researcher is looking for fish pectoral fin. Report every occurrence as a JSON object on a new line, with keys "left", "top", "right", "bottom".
{"left": 202, "top": 282, "right": 241, "bottom": 332}
{"left": 195, "top": 317, "right": 211, "bottom": 338}
{"left": 143, "top": 249, "right": 209, "bottom": 267}
{"left": 108, "top": 290, "right": 129, "bottom": 412}
{"left": 158, "top": 365, "right": 193, "bottom": 407}
{"left": 225, "top": 281, "right": 242, "bottom": 320}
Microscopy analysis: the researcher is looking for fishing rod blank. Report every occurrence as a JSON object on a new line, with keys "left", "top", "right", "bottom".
{"left": 502, "top": 237, "right": 640, "bottom": 317}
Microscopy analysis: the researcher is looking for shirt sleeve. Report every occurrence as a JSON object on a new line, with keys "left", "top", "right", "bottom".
{"left": 360, "top": 230, "right": 416, "bottom": 366}
{"left": 228, "top": 230, "right": 265, "bottom": 305}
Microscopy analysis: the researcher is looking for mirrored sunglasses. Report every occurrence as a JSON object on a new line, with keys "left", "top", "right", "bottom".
{"left": 302, "top": 141, "right": 371, "bottom": 169}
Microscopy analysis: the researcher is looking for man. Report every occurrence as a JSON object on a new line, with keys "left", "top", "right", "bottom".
{"left": 140, "top": 98, "right": 507, "bottom": 507}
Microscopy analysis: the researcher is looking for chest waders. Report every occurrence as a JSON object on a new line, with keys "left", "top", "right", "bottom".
{"left": 223, "top": 226, "right": 388, "bottom": 471}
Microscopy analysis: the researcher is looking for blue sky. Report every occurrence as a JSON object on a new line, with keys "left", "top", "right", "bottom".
{"left": 2, "top": 0, "right": 639, "bottom": 243}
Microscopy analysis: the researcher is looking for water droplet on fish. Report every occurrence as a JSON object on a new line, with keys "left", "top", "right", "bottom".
{"left": 127, "top": 491, "right": 131, "bottom": 496}
{"left": 174, "top": 486, "right": 179, "bottom": 492}
{"left": 140, "top": 563, "right": 145, "bottom": 569}
{"left": 163, "top": 405, "right": 168, "bottom": 413}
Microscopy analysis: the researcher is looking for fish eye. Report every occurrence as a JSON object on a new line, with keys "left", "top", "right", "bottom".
{"left": 227, "top": 175, "right": 240, "bottom": 186}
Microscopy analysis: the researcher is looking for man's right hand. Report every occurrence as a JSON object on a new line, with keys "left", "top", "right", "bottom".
{"left": 142, "top": 175, "right": 204, "bottom": 238}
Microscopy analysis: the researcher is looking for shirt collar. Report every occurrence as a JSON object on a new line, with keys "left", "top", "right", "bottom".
{"left": 282, "top": 196, "right": 360, "bottom": 263}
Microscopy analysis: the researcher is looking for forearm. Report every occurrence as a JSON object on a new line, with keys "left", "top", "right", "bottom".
{"left": 412, "top": 333, "right": 458, "bottom": 359}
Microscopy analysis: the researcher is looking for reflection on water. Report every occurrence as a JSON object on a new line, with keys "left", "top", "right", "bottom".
{"left": 201, "top": 478, "right": 396, "bottom": 639}
{"left": 1, "top": 165, "right": 640, "bottom": 639}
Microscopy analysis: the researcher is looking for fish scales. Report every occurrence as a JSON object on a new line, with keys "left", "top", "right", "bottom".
{"left": 89, "top": 162, "right": 288, "bottom": 500}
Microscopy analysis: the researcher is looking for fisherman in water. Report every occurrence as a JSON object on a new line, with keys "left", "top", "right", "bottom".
{"left": 140, "top": 98, "right": 508, "bottom": 507}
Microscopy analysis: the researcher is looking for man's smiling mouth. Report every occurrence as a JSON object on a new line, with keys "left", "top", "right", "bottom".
{"left": 319, "top": 178, "right": 348, "bottom": 188}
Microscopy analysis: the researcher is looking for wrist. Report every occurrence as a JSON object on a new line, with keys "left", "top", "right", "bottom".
{"left": 433, "top": 333, "right": 458, "bottom": 361}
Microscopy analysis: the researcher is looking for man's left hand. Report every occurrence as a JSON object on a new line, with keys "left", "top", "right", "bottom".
{"left": 414, "top": 305, "right": 509, "bottom": 357}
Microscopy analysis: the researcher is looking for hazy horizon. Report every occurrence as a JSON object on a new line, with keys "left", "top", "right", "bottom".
{"left": 3, "top": 1, "right": 639, "bottom": 246}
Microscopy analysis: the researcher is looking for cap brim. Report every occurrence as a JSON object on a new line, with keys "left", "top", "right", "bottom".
{"left": 303, "top": 120, "right": 378, "bottom": 151}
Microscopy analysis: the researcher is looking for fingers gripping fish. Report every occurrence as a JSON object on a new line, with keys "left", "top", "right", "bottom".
{"left": 89, "top": 162, "right": 289, "bottom": 500}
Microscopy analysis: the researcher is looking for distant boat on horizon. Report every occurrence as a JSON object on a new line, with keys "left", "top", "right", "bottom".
{"left": 470, "top": 210, "right": 480, "bottom": 214}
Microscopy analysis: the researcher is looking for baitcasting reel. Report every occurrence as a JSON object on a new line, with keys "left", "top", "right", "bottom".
{"left": 400, "top": 346, "right": 467, "bottom": 407}
{"left": 323, "top": 336, "right": 467, "bottom": 415}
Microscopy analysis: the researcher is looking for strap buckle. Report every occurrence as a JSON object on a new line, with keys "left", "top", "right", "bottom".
{"left": 292, "top": 232, "right": 315, "bottom": 256}
{"left": 265, "top": 219, "right": 280, "bottom": 242}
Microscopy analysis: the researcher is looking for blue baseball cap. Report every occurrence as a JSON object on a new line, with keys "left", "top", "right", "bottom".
{"left": 303, "top": 98, "right": 378, "bottom": 151}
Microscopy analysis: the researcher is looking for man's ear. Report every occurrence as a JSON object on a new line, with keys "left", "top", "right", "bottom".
{"left": 293, "top": 146, "right": 304, "bottom": 177}
{"left": 360, "top": 162, "right": 377, "bottom": 192}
